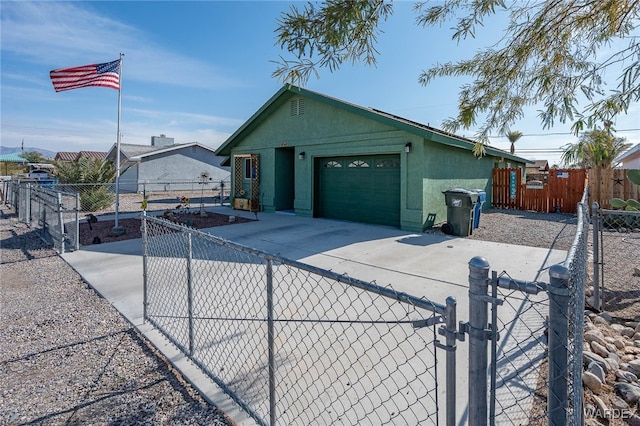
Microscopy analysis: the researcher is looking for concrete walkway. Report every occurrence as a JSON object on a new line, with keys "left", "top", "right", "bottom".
{"left": 62, "top": 207, "right": 567, "bottom": 425}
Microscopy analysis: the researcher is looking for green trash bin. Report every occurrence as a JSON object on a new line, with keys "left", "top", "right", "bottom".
{"left": 442, "top": 189, "right": 479, "bottom": 236}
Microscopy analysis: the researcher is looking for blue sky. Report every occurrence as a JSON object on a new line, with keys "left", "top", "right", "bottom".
{"left": 2, "top": 1, "right": 638, "bottom": 166}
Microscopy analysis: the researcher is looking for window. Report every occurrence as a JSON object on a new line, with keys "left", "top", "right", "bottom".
{"left": 244, "top": 158, "right": 256, "bottom": 180}
{"left": 376, "top": 159, "right": 400, "bottom": 168}
{"left": 348, "top": 160, "right": 370, "bottom": 168}
{"left": 324, "top": 160, "right": 342, "bottom": 168}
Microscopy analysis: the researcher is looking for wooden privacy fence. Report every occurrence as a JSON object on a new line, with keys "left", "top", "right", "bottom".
{"left": 493, "top": 168, "right": 587, "bottom": 213}
{"left": 588, "top": 168, "right": 640, "bottom": 209}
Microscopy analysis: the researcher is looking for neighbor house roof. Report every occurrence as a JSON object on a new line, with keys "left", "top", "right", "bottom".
{"left": 54, "top": 152, "right": 77, "bottom": 161}
{"left": 55, "top": 151, "right": 107, "bottom": 162}
{"left": 0, "top": 152, "right": 28, "bottom": 163}
{"left": 526, "top": 160, "right": 550, "bottom": 172}
{"left": 615, "top": 143, "right": 640, "bottom": 163}
{"left": 105, "top": 142, "right": 221, "bottom": 164}
{"left": 78, "top": 151, "right": 107, "bottom": 161}
{"left": 105, "top": 143, "right": 158, "bottom": 161}
{"left": 215, "top": 85, "right": 531, "bottom": 164}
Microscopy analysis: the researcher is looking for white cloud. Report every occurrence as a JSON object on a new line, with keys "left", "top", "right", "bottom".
{"left": 0, "top": 2, "right": 243, "bottom": 90}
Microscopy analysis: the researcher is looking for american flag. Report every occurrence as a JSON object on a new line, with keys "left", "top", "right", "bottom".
{"left": 50, "top": 59, "right": 120, "bottom": 92}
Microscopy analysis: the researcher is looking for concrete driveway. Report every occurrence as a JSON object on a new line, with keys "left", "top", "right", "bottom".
{"left": 62, "top": 207, "right": 567, "bottom": 425}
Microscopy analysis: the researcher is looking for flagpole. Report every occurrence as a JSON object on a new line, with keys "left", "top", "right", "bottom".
{"left": 114, "top": 53, "right": 124, "bottom": 230}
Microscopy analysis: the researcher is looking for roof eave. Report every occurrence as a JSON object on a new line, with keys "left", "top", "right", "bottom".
{"left": 615, "top": 143, "right": 640, "bottom": 162}
{"left": 215, "top": 85, "right": 530, "bottom": 164}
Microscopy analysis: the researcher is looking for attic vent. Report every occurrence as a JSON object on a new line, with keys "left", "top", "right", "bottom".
{"left": 290, "top": 98, "right": 305, "bottom": 116}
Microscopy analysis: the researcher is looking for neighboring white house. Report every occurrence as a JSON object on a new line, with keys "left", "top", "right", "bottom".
{"left": 105, "top": 140, "right": 230, "bottom": 193}
{"left": 615, "top": 143, "right": 640, "bottom": 169}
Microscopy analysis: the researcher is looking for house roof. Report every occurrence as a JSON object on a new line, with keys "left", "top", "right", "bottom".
{"left": 215, "top": 85, "right": 530, "bottom": 164}
{"left": 105, "top": 142, "right": 221, "bottom": 163}
{"left": 0, "top": 152, "right": 28, "bottom": 163}
{"left": 105, "top": 143, "right": 159, "bottom": 161}
{"left": 54, "top": 152, "right": 77, "bottom": 161}
{"left": 78, "top": 151, "right": 107, "bottom": 161}
{"left": 615, "top": 143, "right": 640, "bottom": 162}
{"left": 55, "top": 151, "right": 107, "bottom": 161}
{"left": 526, "top": 160, "right": 550, "bottom": 171}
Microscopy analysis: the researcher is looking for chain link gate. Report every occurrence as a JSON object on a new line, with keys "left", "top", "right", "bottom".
{"left": 466, "top": 192, "right": 589, "bottom": 426}
{"left": 592, "top": 203, "right": 640, "bottom": 318}
{"left": 10, "top": 182, "right": 80, "bottom": 253}
{"left": 141, "top": 188, "right": 592, "bottom": 426}
{"left": 142, "top": 212, "right": 461, "bottom": 425}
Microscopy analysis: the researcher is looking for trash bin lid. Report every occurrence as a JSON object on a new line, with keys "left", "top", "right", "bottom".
{"left": 471, "top": 189, "right": 487, "bottom": 201}
{"left": 442, "top": 188, "right": 475, "bottom": 195}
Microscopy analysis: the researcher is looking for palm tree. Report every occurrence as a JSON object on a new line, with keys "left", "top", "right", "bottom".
{"left": 561, "top": 129, "right": 630, "bottom": 169}
{"left": 506, "top": 131, "right": 523, "bottom": 155}
{"left": 562, "top": 128, "right": 631, "bottom": 206}
{"left": 54, "top": 158, "right": 117, "bottom": 211}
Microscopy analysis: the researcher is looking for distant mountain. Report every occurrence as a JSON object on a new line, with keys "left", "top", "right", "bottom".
{"left": 0, "top": 146, "right": 56, "bottom": 159}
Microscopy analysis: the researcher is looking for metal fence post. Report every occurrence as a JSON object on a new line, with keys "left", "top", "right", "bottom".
{"left": 25, "top": 184, "right": 31, "bottom": 224}
{"left": 444, "top": 296, "right": 458, "bottom": 426}
{"left": 489, "top": 270, "right": 499, "bottom": 426}
{"left": 468, "top": 256, "right": 490, "bottom": 426}
{"left": 41, "top": 198, "right": 47, "bottom": 238}
{"left": 74, "top": 193, "right": 80, "bottom": 251}
{"left": 57, "top": 192, "right": 65, "bottom": 253}
{"left": 142, "top": 211, "right": 149, "bottom": 322}
{"left": 266, "top": 259, "right": 276, "bottom": 426}
{"left": 591, "top": 202, "right": 601, "bottom": 311}
{"left": 186, "top": 232, "right": 195, "bottom": 356}
{"left": 547, "top": 263, "right": 570, "bottom": 426}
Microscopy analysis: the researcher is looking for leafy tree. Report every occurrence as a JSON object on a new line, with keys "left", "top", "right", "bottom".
{"left": 563, "top": 125, "right": 632, "bottom": 210}
{"left": 561, "top": 128, "right": 631, "bottom": 169}
{"left": 506, "top": 130, "right": 522, "bottom": 155}
{"left": 273, "top": 0, "right": 640, "bottom": 152}
{"left": 21, "top": 151, "right": 49, "bottom": 164}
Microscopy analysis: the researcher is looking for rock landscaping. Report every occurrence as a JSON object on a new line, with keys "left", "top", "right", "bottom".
{"left": 582, "top": 308, "right": 640, "bottom": 425}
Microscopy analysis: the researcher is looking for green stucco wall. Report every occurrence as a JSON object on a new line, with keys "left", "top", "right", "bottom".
{"left": 420, "top": 140, "right": 495, "bottom": 227}
{"left": 228, "top": 91, "right": 519, "bottom": 232}
{"left": 230, "top": 94, "right": 420, "bottom": 227}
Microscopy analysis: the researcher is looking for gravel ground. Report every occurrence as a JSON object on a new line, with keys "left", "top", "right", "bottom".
{"left": 429, "top": 207, "right": 579, "bottom": 251}
{"left": 461, "top": 208, "right": 639, "bottom": 320}
{"left": 0, "top": 205, "right": 232, "bottom": 425}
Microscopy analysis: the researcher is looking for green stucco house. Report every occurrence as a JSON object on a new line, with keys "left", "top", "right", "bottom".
{"left": 216, "top": 86, "right": 528, "bottom": 232}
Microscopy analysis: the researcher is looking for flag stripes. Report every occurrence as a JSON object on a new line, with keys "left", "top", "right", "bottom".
{"left": 50, "top": 59, "right": 120, "bottom": 92}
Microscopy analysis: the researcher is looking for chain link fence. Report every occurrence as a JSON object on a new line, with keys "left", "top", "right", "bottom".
{"left": 141, "top": 213, "right": 460, "bottom": 425}
{"left": 54, "top": 178, "right": 231, "bottom": 215}
{"left": 5, "top": 177, "right": 599, "bottom": 425}
{"left": 592, "top": 206, "right": 640, "bottom": 320}
{"left": 468, "top": 188, "right": 589, "bottom": 426}
{"left": 489, "top": 271, "right": 549, "bottom": 425}
{"left": 562, "top": 197, "right": 589, "bottom": 426}
{"left": 8, "top": 181, "right": 80, "bottom": 253}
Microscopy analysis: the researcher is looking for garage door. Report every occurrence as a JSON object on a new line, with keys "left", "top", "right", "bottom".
{"left": 316, "top": 155, "right": 400, "bottom": 227}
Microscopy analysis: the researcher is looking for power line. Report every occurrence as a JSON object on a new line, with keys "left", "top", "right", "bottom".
{"left": 490, "top": 128, "right": 640, "bottom": 138}
{"left": 514, "top": 149, "right": 565, "bottom": 153}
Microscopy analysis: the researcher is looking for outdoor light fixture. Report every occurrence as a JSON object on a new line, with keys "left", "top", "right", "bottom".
{"left": 299, "top": 151, "right": 306, "bottom": 160}
{"left": 405, "top": 142, "right": 412, "bottom": 153}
